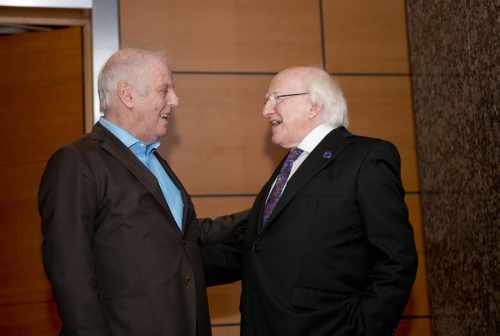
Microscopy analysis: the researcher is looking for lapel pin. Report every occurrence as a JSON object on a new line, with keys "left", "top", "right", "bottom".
{"left": 322, "top": 151, "right": 333, "bottom": 159}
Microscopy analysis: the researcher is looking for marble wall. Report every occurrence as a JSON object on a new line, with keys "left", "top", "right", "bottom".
{"left": 406, "top": 1, "right": 499, "bottom": 335}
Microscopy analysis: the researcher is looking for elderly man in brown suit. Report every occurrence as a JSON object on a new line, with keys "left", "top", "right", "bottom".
{"left": 39, "top": 48, "right": 245, "bottom": 336}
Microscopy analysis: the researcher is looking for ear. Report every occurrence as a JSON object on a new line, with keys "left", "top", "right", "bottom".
{"left": 116, "top": 80, "right": 134, "bottom": 108}
{"left": 307, "top": 101, "right": 322, "bottom": 119}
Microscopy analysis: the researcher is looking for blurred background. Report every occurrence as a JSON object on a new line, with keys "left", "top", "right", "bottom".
{"left": 0, "top": 1, "right": 497, "bottom": 335}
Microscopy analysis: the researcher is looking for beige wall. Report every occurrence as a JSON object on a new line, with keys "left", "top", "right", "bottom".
{"left": 121, "top": 1, "right": 431, "bottom": 335}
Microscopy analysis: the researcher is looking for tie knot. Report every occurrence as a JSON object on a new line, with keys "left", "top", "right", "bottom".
{"left": 287, "top": 148, "right": 303, "bottom": 162}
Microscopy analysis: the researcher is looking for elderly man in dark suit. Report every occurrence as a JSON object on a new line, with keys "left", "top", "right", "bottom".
{"left": 39, "top": 48, "right": 245, "bottom": 336}
{"left": 236, "top": 66, "right": 418, "bottom": 336}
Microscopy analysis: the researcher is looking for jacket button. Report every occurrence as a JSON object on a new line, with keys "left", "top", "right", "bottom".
{"left": 184, "top": 275, "right": 192, "bottom": 287}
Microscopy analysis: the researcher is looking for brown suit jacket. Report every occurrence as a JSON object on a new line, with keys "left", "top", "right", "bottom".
{"left": 39, "top": 123, "right": 245, "bottom": 336}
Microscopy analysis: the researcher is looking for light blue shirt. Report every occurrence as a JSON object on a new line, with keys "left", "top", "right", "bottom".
{"left": 99, "top": 118, "right": 184, "bottom": 230}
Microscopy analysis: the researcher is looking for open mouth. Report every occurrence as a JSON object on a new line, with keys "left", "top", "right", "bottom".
{"left": 271, "top": 120, "right": 282, "bottom": 127}
{"left": 160, "top": 112, "right": 170, "bottom": 120}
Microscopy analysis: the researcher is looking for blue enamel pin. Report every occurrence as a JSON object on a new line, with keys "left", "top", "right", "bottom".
{"left": 322, "top": 151, "right": 333, "bottom": 159}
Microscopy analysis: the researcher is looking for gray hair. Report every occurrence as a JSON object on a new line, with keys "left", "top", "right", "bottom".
{"left": 97, "top": 48, "right": 167, "bottom": 113}
{"left": 303, "top": 67, "right": 349, "bottom": 128}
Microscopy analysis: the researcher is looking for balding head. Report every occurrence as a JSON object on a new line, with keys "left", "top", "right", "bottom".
{"left": 273, "top": 66, "right": 348, "bottom": 129}
{"left": 263, "top": 66, "right": 348, "bottom": 148}
{"left": 97, "top": 48, "right": 179, "bottom": 144}
{"left": 97, "top": 48, "right": 169, "bottom": 114}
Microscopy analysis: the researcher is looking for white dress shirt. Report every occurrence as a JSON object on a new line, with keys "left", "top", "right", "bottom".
{"left": 268, "top": 123, "right": 335, "bottom": 199}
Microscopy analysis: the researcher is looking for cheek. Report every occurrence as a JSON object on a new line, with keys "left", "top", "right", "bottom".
{"left": 154, "top": 98, "right": 164, "bottom": 111}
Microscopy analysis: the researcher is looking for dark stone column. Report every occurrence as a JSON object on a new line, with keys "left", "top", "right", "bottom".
{"left": 406, "top": 1, "right": 499, "bottom": 335}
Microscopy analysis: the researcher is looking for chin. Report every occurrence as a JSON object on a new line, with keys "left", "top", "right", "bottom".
{"left": 270, "top": 135, "right": 281, "bottom": 146}
{"left": 271, "top": 139, "right": 288, "bottom": 149}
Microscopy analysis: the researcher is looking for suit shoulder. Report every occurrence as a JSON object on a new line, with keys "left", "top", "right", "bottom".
{"left": 46, "top": 133, "right": 102, "bottom": 171}
{"left": 52, "top": 133, "right": 100, "bottom": 156}
{"left": 348, "top": 134, "right": 399, "bottom": 155}
{"left": 348, "top": 133, "right": 393, "bottom": 147}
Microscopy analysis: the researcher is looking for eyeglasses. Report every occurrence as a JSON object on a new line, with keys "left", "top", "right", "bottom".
{"left": 264, "top": 92, "right": 309, "bottom": 108}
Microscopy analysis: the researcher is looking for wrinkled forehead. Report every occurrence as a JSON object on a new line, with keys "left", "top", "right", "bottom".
{"left": 268, "top": 71, "right": 307, "bottom": 94}
{"left": 144, "top": 58, "right": 173, "bottom": 86}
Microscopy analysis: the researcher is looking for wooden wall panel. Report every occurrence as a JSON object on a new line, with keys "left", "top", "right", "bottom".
{"left": 193, "top": 197, "right": 247, "bottom": 327}
{"left": 0, "top": 27, "right": 84, "bottom": 335}
{"left": 208, "top": 282, "right": 241, "bottom": 325}
{"left": 0, "top": 195, "right": 50, "bottom": 304}
{"left": 337, "top": 76, "right": 419, "bottom": 192}
{"left": 212, "top": 325, "right": 240, "bottom": 336}
{"left": 120, "top": 0, "right": 322, "bottom": 71}
{"left": 0, "top": 301, "right": 60, "bottom": 335}
{"left": 0, "top": 28, "right": 84, "bottom": 166}
{"left": 324, "top": 0, "right": 409, "bottom": 73}
{"left": 0, "top": 163, "right": 44, "bottom": 202}
{"left": 163, "top": 75, "right": 418, "bottom": 193}
{"left": 192, "top": 196, "right": 254, "bottom": 218}
{"left": 160, "top": 74, "right": 285, "bottom": 194}
{"left": 193, "top": 197, "right": 247, "bottom": 328}
{"left": 396, "top": 318, "right": 432, "bottom": 336}
{"left": 0, "top": 163, "right": 48, "bottom": 305}
{"left": 404, "top": 195, "right": 431, "bottom": 316}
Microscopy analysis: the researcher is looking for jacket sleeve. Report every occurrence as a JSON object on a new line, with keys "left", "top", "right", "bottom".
{"left": 356, "top": 141, "right": 418, "bottom": 336}
{"left": 197, "top": 210, "right": 249, "bottom": 286}
{"left": 197, "top": 209, "right": 249, "bottom": 245}
{"left": 39, "top": 146, "right": 110, "bottom": 336}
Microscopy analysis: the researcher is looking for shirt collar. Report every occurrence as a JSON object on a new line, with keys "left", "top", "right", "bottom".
{"left": 297, "top": 124, "right": 335, "bottom": 154}
{"left": 99, "top": 117, "right": 160, "bottom": 152}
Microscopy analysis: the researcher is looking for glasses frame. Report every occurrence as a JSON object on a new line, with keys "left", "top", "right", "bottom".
{"left": 264, "top": 92, "right": 309, "bottom": 108}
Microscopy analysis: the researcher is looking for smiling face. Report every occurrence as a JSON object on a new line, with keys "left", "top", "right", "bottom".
{"left": 113, "top": 55, "right": 179, "bottom": 144}
{"left": 132, "top": 59, "right": 178, "bottom": 143}
{"left": 262, "top": 69, "right": 321, "bottom": 148}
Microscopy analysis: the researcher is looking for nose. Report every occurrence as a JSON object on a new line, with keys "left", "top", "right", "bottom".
{"left": 168, "top": 89, "right": 179, "bottom": 107}
{"left": 262, "top": 99, "right": 274, "bottom": 118}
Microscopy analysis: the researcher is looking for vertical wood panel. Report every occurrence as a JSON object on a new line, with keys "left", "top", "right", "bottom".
{"left": 208, "top": 282, "right": 241, "bottom": 325}
{"left": 0, "top": 193, "right": 50, "bottom": 304}
{"left": 0, "top": 27, "right": 84, "bottom": 333}
{"left": 0, "top": 27, "right": 84, "bottom": 165}
{"left": 0, "top": 301, "right": 60, "bottom": 335}
{"left": 212, "top": 325, "right": 240, "bottom": 336}
{"left": 193, "top": 197, "right": 248, "bottom": 328}
{"left": 161, "top": 74, "right": 285, "bottom": 194}
{"left": 396, "top": 318, "right": 432, "bottom": 336}
{"left": 120, "top": 0, "right": 322, "bottom": 71}
{"left": 192, "top": 197, "right": 255, "bottom": 218}
{"left": 324, "top": 0, "right": 409, "bottom": 73}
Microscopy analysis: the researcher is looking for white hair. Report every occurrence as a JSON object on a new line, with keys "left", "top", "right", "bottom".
{"left": 303, "top": 67, "right": 349, "bottom": 128}
{"left": 97, "top": 48, "right": 167, "bottom": 113}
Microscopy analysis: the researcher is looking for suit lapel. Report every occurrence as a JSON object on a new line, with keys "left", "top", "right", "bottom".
{"left": 92, "top": 124, "right": 181, "bottom": 234}
{"left": 262, "top": 127, "right": 353, "bottom": 230}
{"left": 154, "top": 152, "right": 191, "bottom": 234}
